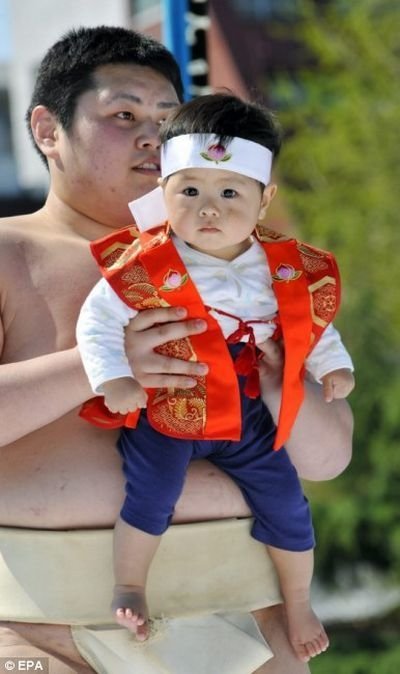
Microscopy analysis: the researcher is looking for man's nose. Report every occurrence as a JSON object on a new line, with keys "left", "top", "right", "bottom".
{"left": 135, "top": 120, "right": 161, "bottom": 149}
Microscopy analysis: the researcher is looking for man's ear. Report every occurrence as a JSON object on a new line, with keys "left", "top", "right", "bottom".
{"left": 258, "top": 183, "right": 278, "bottom": 221}
{"left": 30, "top": 105, "right": 60, "bottom": 159}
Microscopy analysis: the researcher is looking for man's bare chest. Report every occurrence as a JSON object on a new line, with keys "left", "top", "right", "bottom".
{"left": 2, "top": 239, "right": 100, "bottom": 361}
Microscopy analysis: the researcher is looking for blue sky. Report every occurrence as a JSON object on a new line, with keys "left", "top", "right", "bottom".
{"left": 0, "top": 0, "right": 11, "bottom": 61}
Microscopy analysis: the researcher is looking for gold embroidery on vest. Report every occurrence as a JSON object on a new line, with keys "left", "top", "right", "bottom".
{"left": 309, "top": 277, "right": 337, "bottom": 327}
{"left": 255, "top": 224, "right": 291, "bottom": 243}
{"left": 114, "top": 254, "right": 206, "bottom": 435}
{"left": 151, "top": 379, "right": 206, "bottom": 435}
{"left": 119, "top": 264, "right": 168, "bottom": 309}
{"left": 299, "top": 253, "right": 329, "bottom": 274}
{"left": 100, "top": 242, "right": 132, "bottom": 267}
{"left": 298, "top": 244, "right": 329, "bottom": 274}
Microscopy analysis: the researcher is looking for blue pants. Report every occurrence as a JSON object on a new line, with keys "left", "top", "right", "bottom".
{"left": 118, "top": 352, "right": 314, "bottom": 552}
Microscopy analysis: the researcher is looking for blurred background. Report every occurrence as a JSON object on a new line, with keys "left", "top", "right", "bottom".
{"left": 1, "top": 1, "right": 399, "bottom": 671}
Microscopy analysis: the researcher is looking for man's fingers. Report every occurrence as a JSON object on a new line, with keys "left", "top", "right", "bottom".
{"left": 127, "top": 314, "right": 207, "bottom": 351}
{"left": 125, "top": 307, "right": 209, "bottom": 387}
{"left": 130, "top": 353, "right": 208, "bottom": 388}
{"left": 127, "top": 307, "right": 188, "bottom": 332}
{"left": 139, "top": 353, "right": 208, "bottom": 376}
{"left": 135, "top": 374, "right": 199, "bottom": 389}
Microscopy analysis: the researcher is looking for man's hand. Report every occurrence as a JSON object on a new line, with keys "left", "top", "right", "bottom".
{"left": 102, "top": 377, "right": 147, "bottom": 414}
{"left": 125, "top": 307, "right": 209, "bottom": 389}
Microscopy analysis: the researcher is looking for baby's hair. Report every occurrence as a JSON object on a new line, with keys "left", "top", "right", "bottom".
{"left": 159, "top": 93, "right": 282, "bottom": 159}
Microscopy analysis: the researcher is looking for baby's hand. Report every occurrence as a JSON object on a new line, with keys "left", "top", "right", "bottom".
{"left": 102, "top": 377, "right": 148, "bottom": 414}
{"left": 257, "top": 338, "right": 284, "bottom": 388}
{"left": 322, "top": 369, "right": 355, "bottom": 403}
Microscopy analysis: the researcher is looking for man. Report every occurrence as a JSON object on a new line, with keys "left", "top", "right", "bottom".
{"left": 0, "top": 26, "right": 353, "bottom": 673}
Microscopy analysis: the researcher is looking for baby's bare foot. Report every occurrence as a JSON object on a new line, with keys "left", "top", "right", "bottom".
{"left": 285, "top": 598, "right": 329, "bottom": 662}
{"left": 112, "top": 584, "right": 149, "bottom": 641}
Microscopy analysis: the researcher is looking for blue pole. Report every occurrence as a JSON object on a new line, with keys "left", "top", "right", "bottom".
{"left": 162, "top": 0, "right": 191, "bottom": 100}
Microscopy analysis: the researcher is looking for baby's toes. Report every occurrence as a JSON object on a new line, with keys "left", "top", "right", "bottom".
{"left": 304, "top": 640, "right": 319, "bottom": 660}
{"left": 136, "top": 621, "right": 150, "bottom": 642}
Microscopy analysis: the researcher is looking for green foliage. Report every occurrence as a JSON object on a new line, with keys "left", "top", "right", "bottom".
{"left": 310, "top": 614, "right": 400, "bottom": 673}
{"left": 268, "top": 0, "right": 400, "bottom": 579}
{"left": 311, "top": 646, "right": 400, "bottom": 674}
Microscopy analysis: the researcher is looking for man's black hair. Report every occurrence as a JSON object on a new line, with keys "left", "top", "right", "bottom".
{"left": 26, "top": 25, "right": 184, "bottom": 165}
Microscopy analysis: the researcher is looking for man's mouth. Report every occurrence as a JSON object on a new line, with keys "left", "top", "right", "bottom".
{"left": 134, "top": 162, "right": 160, "bottom": 173}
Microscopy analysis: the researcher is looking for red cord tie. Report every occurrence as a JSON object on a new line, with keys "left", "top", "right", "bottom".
{"left": 206, "top": 306, "right": 271, "bottom": 399}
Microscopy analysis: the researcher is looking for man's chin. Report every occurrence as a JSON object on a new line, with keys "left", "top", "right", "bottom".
{"left": 131, "top": 168, "right": 160, "bottom": 191}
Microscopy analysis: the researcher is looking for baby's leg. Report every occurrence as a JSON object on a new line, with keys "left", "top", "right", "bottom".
{"left": 266, "top": 546, "right": 329, "bottom": 663}
{"left": 112, "top": 517, "right": 161, "bottom": 640}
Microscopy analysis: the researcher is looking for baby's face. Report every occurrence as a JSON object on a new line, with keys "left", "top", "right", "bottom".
{"left": 162, "top": 167, "right": 265, "bottom": 261}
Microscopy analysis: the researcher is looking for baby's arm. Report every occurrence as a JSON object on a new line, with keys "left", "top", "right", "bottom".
{"left": 76, "top": 278, "right": 146, "bottom": 410}
{"left": 321, "top": 368, "right": 355, "bottom": 403}
{"left": 306, "top": 323, "right": 355, "bottom": 402}
{"left": 102, "top": 377, "right": 147, "bottom": 414}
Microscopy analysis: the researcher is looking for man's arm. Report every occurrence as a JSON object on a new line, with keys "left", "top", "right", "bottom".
{"left": 0, "top": 344, "right": 93, "bottom": 447}
{"left": 0, "top": 307, "right": 208, "bottom": 447}
{"left": 0, "top": 234, "right": 94, "bottom": 446}
{"left": 258, "top": 340, "right": 353, "bottom": 481}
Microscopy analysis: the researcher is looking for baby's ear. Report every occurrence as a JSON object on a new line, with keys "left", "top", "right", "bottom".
{"left": 262, "top": 183, "right": 278, "bottom": 208}
{"left": 258, "top": 183, "right": 278, "bottom": 221}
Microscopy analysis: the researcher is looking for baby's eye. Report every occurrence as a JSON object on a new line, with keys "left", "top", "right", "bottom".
{"left": 183, "top": 187, "right": 199, "bottom": 197}
{"left": 221, "top": 188, "right": 237, "bottom": 198}
{"left": 116, "top": 111, "right": 135, "bottom": 121}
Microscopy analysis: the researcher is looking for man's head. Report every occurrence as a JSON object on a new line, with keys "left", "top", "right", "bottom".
{"left": 27, "top": 25, "right": 184, "bottom": 166}
{"left": 27, "top": 26, "right": 183, "bottom": 227}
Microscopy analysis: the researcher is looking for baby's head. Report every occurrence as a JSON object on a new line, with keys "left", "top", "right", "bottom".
{"left": 158, "top": 94, "right": 282, "bottom": 260}
{"left": 159, "top": 92, "right": 282, "bottom": 164}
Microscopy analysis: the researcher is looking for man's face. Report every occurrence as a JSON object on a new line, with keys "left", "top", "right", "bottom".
{"left": 53, "top": 63, "right": 179, "bottom": 228}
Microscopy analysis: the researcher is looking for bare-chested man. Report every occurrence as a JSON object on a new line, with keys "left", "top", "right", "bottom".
{"left": 0, "top": 26, "right": 353, "bottom": 674}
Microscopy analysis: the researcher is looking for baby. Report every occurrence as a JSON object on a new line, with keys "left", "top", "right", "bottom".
{"left": 77, "top": 93, "right": 354, "bottom": 663}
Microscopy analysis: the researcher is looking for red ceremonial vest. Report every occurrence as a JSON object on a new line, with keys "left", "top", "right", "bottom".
{"left": 80, "top": 223, "right": 340, "bottom": 450}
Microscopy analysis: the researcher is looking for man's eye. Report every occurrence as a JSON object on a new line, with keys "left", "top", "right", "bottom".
{"left": 222, "top": 188, "right": 237, "bottom": 198}
{"left": 116, "top": 111, "right": 134, "bottom": 121}
{"left": 183, "top": 187, "right": 198, "bottom": 196}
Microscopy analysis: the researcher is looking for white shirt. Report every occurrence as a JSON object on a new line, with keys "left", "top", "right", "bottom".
{"left": 76, "top": 236, "right": 354, "bottom": 394}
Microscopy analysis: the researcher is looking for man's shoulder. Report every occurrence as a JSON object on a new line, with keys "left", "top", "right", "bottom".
{"left": 0, "top": 213, "right": 42, "bottom": 277}
{"left": 0, "top": 212, "right": 37, "bottom": 240}
{"left": 0, "top": 214, "right": 29, "bottom": 250}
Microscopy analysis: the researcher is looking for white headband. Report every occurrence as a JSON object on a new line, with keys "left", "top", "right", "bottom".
{"left": 129, "top": 133, "right": 273, "bottom": 232}
{"left": 161, "top": 134, "right": 273, "bottom": 183}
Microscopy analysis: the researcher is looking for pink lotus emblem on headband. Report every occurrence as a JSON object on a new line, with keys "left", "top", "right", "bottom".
{"left": 200, "top": 143, "right": 232, "bottom": 164}
{"left": 272, "top": 263, "right": 302, "bottom": 282}
{"left": 160, "top": 269, "right": 188, "bottom": 292}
